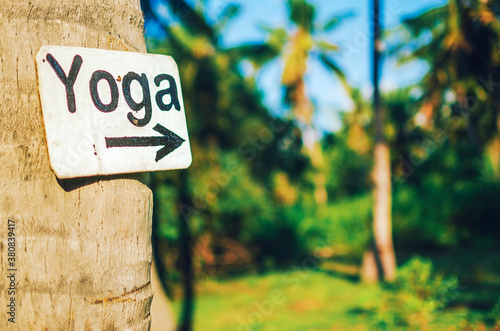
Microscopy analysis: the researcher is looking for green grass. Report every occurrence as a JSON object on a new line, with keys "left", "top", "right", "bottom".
{"left": 173, "top": 271, "right": 380, "bottom": 331}
{"left": 171, "top": 269, "right": 491, "bottom": 331}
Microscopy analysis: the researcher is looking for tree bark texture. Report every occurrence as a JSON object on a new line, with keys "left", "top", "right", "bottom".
{"left": 0, "top": 0, "right": 154, "bottom": 329}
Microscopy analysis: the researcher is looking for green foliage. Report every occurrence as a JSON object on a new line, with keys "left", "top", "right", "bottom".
{"left": 458, "top": 298, "right": 500, "bottom": 330}
{"left": 323, "top": 134, "right": 372, "bottom": 200}
{"left": 374, "top": 257, "right": 459, "bottom": 330}
{"left": 154, "top": 179, "right": 181, "bottom": 240}
{"left": 392, "top": 184, "right": 458, "bottom": 249}
{"left": 249, "top": 204, "right": 311, "bottom": 269}
{"left": 299, "top": 194, "right": 372, "bottom": 259}
{"left": 392, "top": 146, "right": 500, "bottom": 250}
{"left": 489, "top": 299, "right": 500, "bottom": 327}
{"left": 384, "top": 87, "right": 500, "bottom": 250}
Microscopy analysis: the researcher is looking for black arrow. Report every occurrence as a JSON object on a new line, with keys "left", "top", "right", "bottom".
{"left": 105, "top": 124, "right": 185, "bottom": 162}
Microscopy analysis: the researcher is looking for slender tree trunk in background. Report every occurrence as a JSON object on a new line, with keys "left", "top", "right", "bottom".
{"left": 362, "top": 0, "right": 397, "bottom": 282}
{"left": 178, "top": 170, "right": 195, "bottom": 331}
{"left": 372, "top": 143, "right": 396, "bottom": 282}
{"left": 293, "top": 79, "right": 328, "bottom": 205}
{"left": 310, "top": 143, "right": 328, "bottom": 205}
{"left": 486, "top": 96, "right": 500, "bottom": 178}
{"left": 0, "top": 0, "right": 168, "bottom": 328}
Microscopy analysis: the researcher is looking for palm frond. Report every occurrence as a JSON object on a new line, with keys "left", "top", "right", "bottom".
{"left": 316, "top": 40, "right": 339, "bottom": 52}
{"left": 402, "top": 5, "right": 448, "bottom": 37}
{"left": 261, "top": 27, "right": 289, "bottom": 52}
{"left": 225, "top": 44, "right": 279, "bottom": 69}
{"left": 322, "top": 11, "right": 355, "bottom": 32}
{"left": 166, "top": 0, "right": 214, "bottom": 39}
{"left": 169, "top": 24, "right": 215, "bottom": 58}
{"left": 319, "top": 53, "right": 352, "bottom": 95}
{"left": 287, "top": 0, "right": 316, "bottom": 31}
{"left": 214, "top": 3, "right": 241, "bottom": 33}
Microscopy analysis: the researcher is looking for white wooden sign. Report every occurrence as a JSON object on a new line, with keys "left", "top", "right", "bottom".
{"left": 35, "top": 45, "right": 192, "bottom": 179}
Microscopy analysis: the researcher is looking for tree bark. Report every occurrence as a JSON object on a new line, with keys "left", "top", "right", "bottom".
{"left": 0, "top": 0, "right": 157, "bottom": 329}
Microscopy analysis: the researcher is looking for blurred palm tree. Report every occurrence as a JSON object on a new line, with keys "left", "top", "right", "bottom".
{"left": 397, "top": 0, "right": 500, "bottom": 176}
{"left": 231, "top": 0, "right": 353, "bottom": 204}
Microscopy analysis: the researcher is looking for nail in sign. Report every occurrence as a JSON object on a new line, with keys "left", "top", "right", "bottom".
{"left": 35, "top": 45, "right": 192, "bottom": 178}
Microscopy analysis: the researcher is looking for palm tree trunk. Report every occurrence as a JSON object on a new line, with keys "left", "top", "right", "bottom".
{"left": 0, "top": 1, "right": 161, "bottom": 328}
{"left": 293, "top": 79, "right": 328, "bottom": 204}
{"left": 362, "top": 0, "right": 397, "bottom": 282}
{"left": 311, "top": 143, "right": 328, "bottom": 205}
{"left": 372, "top": 143, "right": 396, "bottom": 281}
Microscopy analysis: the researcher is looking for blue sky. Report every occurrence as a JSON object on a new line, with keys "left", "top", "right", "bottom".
{"left": 145, "top": 0, "right": 448, "bottom": 132}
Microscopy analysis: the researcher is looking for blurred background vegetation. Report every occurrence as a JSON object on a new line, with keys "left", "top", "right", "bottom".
{"left": 141, "top": 0, "right": 500, "bottom": 330}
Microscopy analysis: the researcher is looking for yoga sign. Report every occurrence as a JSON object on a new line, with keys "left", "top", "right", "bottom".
{"left": 36, "top": 45, "right": 192, "bottom": 178}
